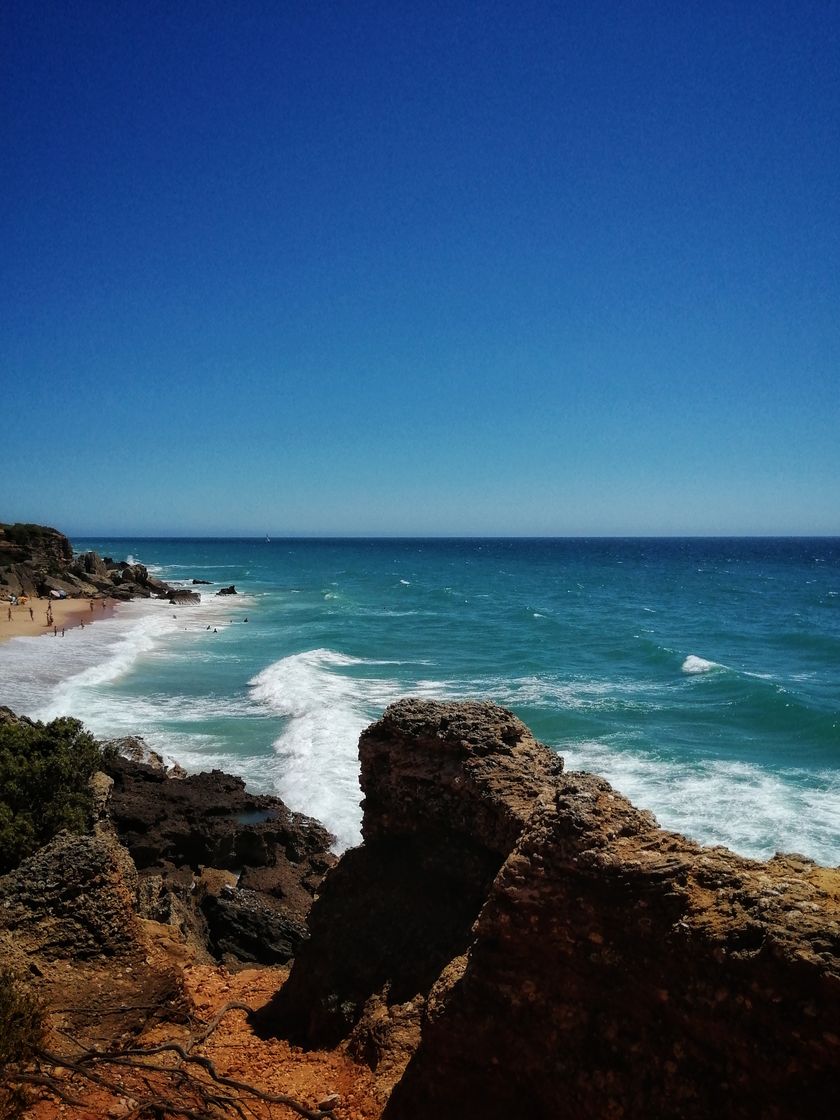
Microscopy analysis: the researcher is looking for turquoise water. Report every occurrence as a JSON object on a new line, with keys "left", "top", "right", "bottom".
{"left": 1, "top": 537, "right": 838, "bottom": 863}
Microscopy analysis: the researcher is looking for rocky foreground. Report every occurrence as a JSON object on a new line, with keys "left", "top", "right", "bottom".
{"left": 1, "top": 701, "right": 839, "bottom": 1118}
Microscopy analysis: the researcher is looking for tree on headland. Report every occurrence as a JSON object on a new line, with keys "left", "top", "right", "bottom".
{"left": 0, "top": 712, "right": 101, "bottom": 873}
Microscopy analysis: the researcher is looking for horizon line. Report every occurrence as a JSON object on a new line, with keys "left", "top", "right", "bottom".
{"left": 65, "top": 532, "right": 840, "bottom": 541}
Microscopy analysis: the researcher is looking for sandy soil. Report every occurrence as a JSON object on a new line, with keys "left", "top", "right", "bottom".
{"left": 0, "top": 596, "right": 117, "bottom": 643}
{"left": 23, "top": 957, "right": 382, "bottom": 1120}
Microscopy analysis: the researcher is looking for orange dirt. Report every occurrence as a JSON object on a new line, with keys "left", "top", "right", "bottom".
{"left": 23, "top": 962, "right": 382, "bottom": 1120}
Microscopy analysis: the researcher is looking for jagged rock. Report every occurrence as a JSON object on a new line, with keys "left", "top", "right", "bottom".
{"left": 0, "top": 521, "right": 183, "bottom": 605}
{"left": 262, "top": 701, "right": 562, "bottom": 1049}
{"left": 0, "top": 561, "right": 39, "bottom": 597}
{"left": 262, "top": 699, "right": 840, "bottom": 1120}
{"left": 0, "top": 830, "right": 139, "bottom": 959}
{"left": 201, "top": 886, "right": 310, "bottom": 964}
{"left": 192, "top": 578, "right": 212, "bottom": 585}
{"left": 39, "top": 574, "right": 85, "bottom": 596}
{"left": 0, "top": 522, "right": 73, "bottom": 571}
{"left": 216, "top": 585, "right": 237, "bottom": 596}
{"left": 121, "top": 562, "right": 149, "bottom": 584}
{"left": 104, "top": 736, "right": 167, "bottom": 771}
{"left": 77, "top": 550, "right": 108, "bottom": 578}
{"left": 102, "top": 754, "right": 336, "bottom": 964}
{"left": 167, "top": 589, "right": 200, "bottom": 604}
{"left": 104, "top": 755, "right": 334, "bottom": 874}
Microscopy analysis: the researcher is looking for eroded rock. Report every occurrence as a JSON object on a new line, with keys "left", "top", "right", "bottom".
{"left": 262, "top": 699, "right": 840, "bottom": 1119}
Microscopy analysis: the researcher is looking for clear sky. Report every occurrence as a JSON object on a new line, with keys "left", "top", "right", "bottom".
{"left": 1, "top": 1, "right": 838, "bottom": 536}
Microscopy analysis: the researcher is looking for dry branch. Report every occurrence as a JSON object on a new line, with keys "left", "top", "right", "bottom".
{"left": 7, "top": 1001, "right": 338, "bottom": 1120}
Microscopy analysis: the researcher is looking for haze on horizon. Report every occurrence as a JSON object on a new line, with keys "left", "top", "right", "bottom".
{"left": 2, "top": 1, "right": 838, "bottom": 538}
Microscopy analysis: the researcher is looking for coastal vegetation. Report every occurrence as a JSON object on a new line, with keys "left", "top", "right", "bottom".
{"left": 0, "top": 713, "right": 101, "bottom": 873}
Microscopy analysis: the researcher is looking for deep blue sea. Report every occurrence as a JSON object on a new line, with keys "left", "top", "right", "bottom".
{"left": 1, "top": 537, "right": 838, "bottom": 864}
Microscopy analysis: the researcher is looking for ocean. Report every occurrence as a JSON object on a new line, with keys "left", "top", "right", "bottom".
{"left": 1, "top": 537, "right": 838, "bottom": 864}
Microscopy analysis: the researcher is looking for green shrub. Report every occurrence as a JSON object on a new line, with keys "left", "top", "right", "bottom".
{"left": 0, "top": 716, "right": 101, "bottom": 873}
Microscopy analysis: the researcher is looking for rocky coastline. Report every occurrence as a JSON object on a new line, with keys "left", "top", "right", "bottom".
{"left": 1, "top": 699, "right": 838, "bottom": 1117}
{"left": 0, "top": 521, "right": 201, "bottom": 604}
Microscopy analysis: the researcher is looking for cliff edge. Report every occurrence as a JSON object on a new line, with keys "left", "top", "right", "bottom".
{"left": 263, "top": 698, "right": 840, "bottom": 1119}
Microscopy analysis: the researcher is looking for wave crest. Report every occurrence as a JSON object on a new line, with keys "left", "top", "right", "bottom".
{"left": 681, "top": 654, "right": 722, "bottom": 674}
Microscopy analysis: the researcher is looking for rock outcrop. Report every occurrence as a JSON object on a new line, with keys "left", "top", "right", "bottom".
{"left": 103, "top": 753, "right": 337, "bottom": 963}
{"left": 263, "top": 699, "right": 840, "bottom": 1118}
{"left": 0, "top": 520, "right": 196, "bottom": 603}
{"left": 0, "top": 829, "right": 139, "bottom": 961}
{"left": 0, "top": 522, "right": 75, "bottom": 597}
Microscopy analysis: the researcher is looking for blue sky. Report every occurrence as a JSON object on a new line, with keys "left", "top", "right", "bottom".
{"left": 2, "top": 0, "right": 838, "bottom": 536}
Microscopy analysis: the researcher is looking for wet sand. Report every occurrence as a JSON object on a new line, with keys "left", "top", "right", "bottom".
{"left": 0, "top": 596, "right": 117, "bottom": 643}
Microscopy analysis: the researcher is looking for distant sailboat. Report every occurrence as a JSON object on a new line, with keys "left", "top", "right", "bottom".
{"left": 265, "top": 534, "right": 271, "bottom": 543}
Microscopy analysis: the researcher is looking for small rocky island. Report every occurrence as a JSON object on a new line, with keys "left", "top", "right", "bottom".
{"left": 0, "top": 699, "right": 838, "bottom": 1118}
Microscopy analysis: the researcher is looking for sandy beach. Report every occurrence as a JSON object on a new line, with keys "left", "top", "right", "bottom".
{"left": 0, "top": 596, "right": 117, "bottom": 643}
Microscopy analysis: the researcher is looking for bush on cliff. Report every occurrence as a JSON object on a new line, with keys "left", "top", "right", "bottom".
{"left": 0, "top": 715, "right": 101, "bottom": 873}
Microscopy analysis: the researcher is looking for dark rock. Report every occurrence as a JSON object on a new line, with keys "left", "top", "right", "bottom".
{"left": 78, "top": 551, "right": 108, "bottom": 578}
{"left": 216, "top": 585, "right": 237, "bottom": 596}
{"left": 0, "top": 521, "right": 184, "bottom": 605}
{"left": 192, "top": 579, "right": 212, "bottom": 585}
{"left": 201, "top": 887, "right": 310, "bottom": 964}
{"left": 102, "top": 753, "right": 336, "bottom": 963}
{"left": 40, "top": 574, "right": 85, "bottom": 596}
{"left": 262, "top": 700, "right": 561, "bottom": 1049}
{"left": 103, "top": 736, "right": 167, "bottom": 772}
{"left": 167, "top": 589, "right": 200, "bottom": 604}
{"left": 122, "top": 562, "right": 149, "bottom": 584}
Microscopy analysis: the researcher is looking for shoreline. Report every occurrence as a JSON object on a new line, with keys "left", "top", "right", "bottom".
{"left": 0, "top": 596, "right": 118, "bottom": 643}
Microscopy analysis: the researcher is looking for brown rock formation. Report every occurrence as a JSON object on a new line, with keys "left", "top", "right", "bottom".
{"left": 263, "top": 699, "right": 840, "bottom": 1118}
{"left": 0, "top": 522, "right": 74, "bottom": 597}
{"left": 0, "top": 520, "right": 199, "bottom": 602}
{"left": 0, "top": 829, "right": 139, "bottom": 961}
{"left": 261, "top": 702, "right": 561, "bottom": 1054}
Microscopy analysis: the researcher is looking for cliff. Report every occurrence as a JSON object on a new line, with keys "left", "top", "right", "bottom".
{"left": 263, "top": 699, "right": 840, "bottom": 1118}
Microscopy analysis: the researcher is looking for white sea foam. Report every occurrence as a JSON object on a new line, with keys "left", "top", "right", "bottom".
{"left": 681, "top": 654, "right": 722, "bottom": 674}
{"left": 481, "top": 674, "right": 663, "bottom": 711}
{"left": 0, "top": 602, "right": 171, "bottom": 723}
{"left": 248, "top": 649, "right": 446, "bottom": 850}
{"left": 0, "top": 593, "right": 253, "bottom": 734}
{"left": 561, "top": 739, "right": 840, "bottom": 866}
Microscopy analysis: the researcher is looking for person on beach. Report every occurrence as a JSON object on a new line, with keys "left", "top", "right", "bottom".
{"left": 89, "top": 600, "right": 94, "bottom": 612}
{"left": 61, "top": 628, "right": 65, "bottom": 637}
{"left": 6, "top": 606, "right": 10, "bottom": 622}
{"left": 29, "top": 606, "right": 33, "bottom": 620}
